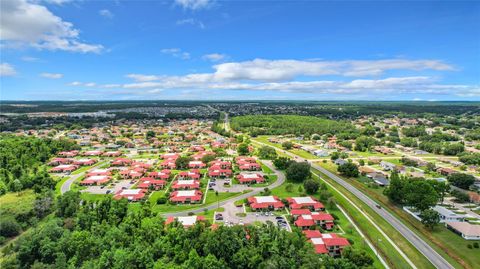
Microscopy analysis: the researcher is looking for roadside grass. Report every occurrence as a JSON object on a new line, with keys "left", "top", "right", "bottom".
{"left": 55, "top": 176, "right": 69, "bottom": 195}
{"left": 80, "top": 193, "right": 111, "bottom": 202}
{"left": 316, "top": 162, "right": 471, "bottom": 269}
{"left": 252, "top": 175, "right": 278, "bottom": 187}
{"left": 261, "top": 163, "right": 274, "bottom": 174}
{"left": 289, "top": 149, "right": 319, "bottom": 159}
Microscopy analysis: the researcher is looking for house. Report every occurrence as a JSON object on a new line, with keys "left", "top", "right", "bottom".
{"left": 87, "top": 169, "right": 111, "bottom": 177}
{"left": 81, "top": 175, "right": 111, "bottom": 185}
{"left": 160, "top": 160, "right": 176, "bottom": 169}
{"left": 190, "top": 145, "right": 205, "bottom": 152}
{"left": 286, "top": 196, "right": 324, "bottom": 211}
{"left": 114, "top": 189, "right": 146, "bottom": 201}
{"left": 50, "top": 164, "right": 77, "bottom": 174}
{"left": 239, "top": 162, "right": 261, "bottom": 171}
{"left": 170, "top": 190, "right": 203, "bottom": 203}
{"left": 334, "top": 159, "right": 347, "bottom": 166}
{"left": 437, "top": 167, "right": 457, "bottom": 176}
{"left": 111, "top": 158, "right": 133, "bottom": 166}
{"left": 171, "top": 180, "right": 200, "bottom": 190}
{"left": 119, "top": 169, "right": 144, "bottom": 179}
{"left": 290, "top": 209, "right": 312, "bottom": 219}
{"left": 366, "top": 173, "right": 389, "bottom": 186}
{"left": 58, "top": 150, "right": 79, "bottom": 157}
{"left": 177, "top": 171, "right": 201, "bottom": 180}
{"left": 73, "top": 158, "right": 97, "bottom": 166}
{"left": 313, "top": 150, "right": 329, "bottom": 157}
{"left": 374, "top": 146, "right": 393, "bottom": 155}
{"left": 210, "top": 160, "right": 232, "bottom": 169}
{"left": 148, "top": 170, "right": 171, "bottom": 180}
{"left": 380, "top": 161, "right": 396, "bottom": 171}
{"left": 446, "top": 222, "right": 480, "bottom": 240}
{"left": 294, "top": 212, "right": 335, "bottom": 230}
{"left": 247, "top": 196, "right": 285, "bottom": 211}
{"left": 83, "top": 150, "right": 103, "bottom": 156}
{"left": 161, "top": 153, "right": 180, "bottom": 160}
{"left": 235, "top": 156, "right": 257, "bottom": 163}
{"left": 237, "top": 173, "right": 265, "bottom": 184}
{"left": 165, "top": 216, "right": 206, "bottom": 227}
{"left": 308, "top": 233, "right": 351, "bottom": 256}
{"left": 137, "top": 177, "right": 166, "bottom": 190}
{"left": 208, "top": 167, "right": 232, "bottom": 178}
{"left": 433, "top": 205, "right": 466, "bottom": 223}
{"left": 103, "top": 151, "right": 122, "bottom": 157}
{"left": 188, "top": 161, "right": 206, "bottom": 169}
{"left": 48, "top": 157, "right": 74, "bottom": 166}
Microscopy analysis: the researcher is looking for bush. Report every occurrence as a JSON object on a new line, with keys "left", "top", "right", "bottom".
{"left": 473, "top": 242, "right": 479, "bottom": 248}
{"left": 0, "top": 218, "right": 21, "bottom": 238}
{"left": 156, "top": 197, "right": 167, "bottom": 204}
{"left": 467, "top": 244, "right": 472, "bottom": 249}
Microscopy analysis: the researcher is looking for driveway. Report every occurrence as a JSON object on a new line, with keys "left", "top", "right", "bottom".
{"left": 81, "top": 180, "right": 134, "bottom": 195}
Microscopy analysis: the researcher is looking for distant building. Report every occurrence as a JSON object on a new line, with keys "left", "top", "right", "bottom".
{"left": 446, "top": 222, "right": 480, "bottom": 240}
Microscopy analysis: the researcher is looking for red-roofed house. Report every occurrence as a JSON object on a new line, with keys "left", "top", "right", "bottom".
{"left": 303, "top": 230, "right": 322, "bottom": 239}
{"left": 286, "top": 196, "right": 324, "bottom": 211}
{"left": 161, "top": 153, "right": 180, "bottom": 160}
{"left": 160, "top": 160, "right": 176, "bottom": 169}
{"left": 58, "top": 150, "right": 79, "bottom": 157}
{"left": 165, "top": 215, "right": 206, "bottom": 227}
{"left": 190, "top": 145, "right": 205, "bottom": 152}
{"left": 50, "top": 164, "right": 78, "bottom": 174}
{"left": 137, "top": 177, "right": 166, "bottom": 190}
{"left": 148, "top": 170, "right": 171, "bottom": 180}
{"left": 170, "top": 190, "right": 203, "bottom": 204}
{"left": 188, "top": 161, "right": 206, "bottom": 169}
{"left": 177, "top": 171, "right": 201, "bottom": 180}
{"left": 48, "top": 157, "right": 74, "bottom": 166}
{"left": 192, "top": 151, "right": 215, "bottom": 161}
{"left": 114, "top": 189, "right": 146, "bottom": 201}
{"left": 83, "top": 150, "right": 103, "bottom": 156}
{"left": 87, "top": 169, "right": 111, "bottom": 177}
{"left": 171, "top": 180, "right": 200, "bottom": 190}
{"left": 294, "top": 212, "right": 335, "bottom": 230}
{"left": 210, "top": 160, "right": 232, "bottom": 169}
{"left": 81, "top": 175, "right": 111, "bottom": 185}
{"left": 235, "top": 156, "right": 256, "bottom": 163}
{"left": 73, "top": 159, "right": 97, "bottom": 166}
{"left": 208, "top": 168, "right": 232, "bottom": 178}
{"left": 247, "top": 196, "right": 285, "bottom": 211}
{"left": 290, "top": 209, "right": 312, "bottom": 219}
{"left": 111, "top": 158, "right": 133, "bottom": 166}
{"left": 309, "top": 233, "right": 350, "bottom": 256}
{"left": 103, "top": 151, "right": 122, "bottom": 157}
{"left": 237, "top": 173, "right": 265, "bottom": 184}
{"left": 238, "top": 162, "right": 261, "bottom": 171}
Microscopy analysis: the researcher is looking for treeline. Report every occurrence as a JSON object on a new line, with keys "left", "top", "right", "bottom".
{"left": 1, "top": 193, "right": 373, "bottom": 269}
{"left": 230, "top": 115, "right": 357, "bottom": 137}
{"left": 0, "top": 135, "right": 79, "bottom": 194}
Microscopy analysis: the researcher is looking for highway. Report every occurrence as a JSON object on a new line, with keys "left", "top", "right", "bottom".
{"left": 254, "top": 140, "right": 454, "bottom": 269}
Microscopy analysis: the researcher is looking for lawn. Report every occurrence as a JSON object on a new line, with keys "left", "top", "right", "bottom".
{"left": 261, "top": 163, "right": 274, "bottom": 174}
{"left": 54, "top": 176, "right": 70, "bottom": 195}
{"left": 289, "top": 149, "right": 319, "bottom": 159}
{"left": 80, "top": 193, "right": 111, "bottom": 202}
{"left": 0, "top": 190, "right": 36, "bottom": 220}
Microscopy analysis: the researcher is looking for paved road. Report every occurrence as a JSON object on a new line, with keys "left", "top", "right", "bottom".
{"left": 163, "top": 160, "right": 285, "bottom": 217}
{"left": 60, "top": 162, "right": 106, "bottom": 194}
{"left": 254, "top": 140, "right": 454, "bottom": 269}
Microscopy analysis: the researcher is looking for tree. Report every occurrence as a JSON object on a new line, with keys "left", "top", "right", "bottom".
{"left": 0, "top": 217, "right": 21, "bottom": 237}
{"left": 384, "top": 172, "right": 405, "bottom": 204}
{"left": 56, "top": 191, "right": 81, "bottom": 218}
{"left": 451, "top": 189, "right": 470, "bottom": 203}
{"left": 447, "top": 173, "right": 475, "bottom": 190}
{"left": 354, "top": 136, "right": 378, "bottom": 152}
{"left": 145, "top": 130, "right": 155, "bottom": 139}
{"left": 404, "top": 180, "right": 439, "bottom": 211}
{"left": 201, "top": 154, "right": 216, "bottom": 164}
{"left": 420, "top": 209, "right": 440, "bottom": 230}
{"left": 342, "top": 247, "right": 374, "bottom": 267}
{"left": 286, "top": 162, "right": 311, "bottom": 182}
{"left": 282, "top": 141, "right": 293, "bottom": 150}
{"left": 429, "top": 181, "right": 449, "bottom": 204}
{"left": 330, "top": 152, "right": 340, "bottom": 161}
{"left": 175, "top": 156, "right": 193, "bottom": 170}
{"left": 303, "top": 179, "right": 320, "bottom": 194}
{"left": 257, "top": 146, "right": 277, "bottom": 160}
{"left": 443, "top": 143, "right": 465, "bottom": 156}
{"left": 337, "top": 162, "right": 359, "bottom": 177}
{"left": 273, "top": 157, "right": 292, "bottom": 170}
{"left": 237, "top": 143, "right": 249, "bottom": 156}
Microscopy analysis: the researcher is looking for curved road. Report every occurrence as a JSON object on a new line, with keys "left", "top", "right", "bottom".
{"left": 254, "top": 140, "right": 454, "bottom": 269}
{"left": 163, "top": 160, "right": 285, "bottom": 217}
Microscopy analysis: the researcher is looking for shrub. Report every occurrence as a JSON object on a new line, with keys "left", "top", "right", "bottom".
{"left": 0, "top": 218, "right": 21, "bottom": 238}
{"left": 473, "top": 242, "right": 479, "bottom": 248}
{"left": 156, "top": 197, "right": 167, "bottom": 204}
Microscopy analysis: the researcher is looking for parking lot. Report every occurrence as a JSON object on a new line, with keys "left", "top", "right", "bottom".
{"left": 82, "top": 180, "right": 134, "bottom": 194}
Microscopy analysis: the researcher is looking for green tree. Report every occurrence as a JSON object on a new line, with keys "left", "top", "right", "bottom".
{"left": 303, "top": 179, "right": 320, "bottom": 194}
{"left": 337, "top": 162, "right": 359, "bottom": 177}
{"left": 237, "top": 143, "right": 250, "bottom": 156}
{"left": 420, "top": 209, "right": 440, "bottom": 230}
{"left": 404, "top": 180, "right": 439, "bottom": 211}
{"left": 447, "top": 173, "right": 475, "bottom": 190}
{"left": 286, "top": 162, "right": 311, "bottom": 182}
{"left": 384, "top": 172, "right": 405, "bottom": 204}
{"left": 273, "top": 157, "right": 292, "bottom": 170}
{"left": 175, "top": 156, "right": 193, "bottom": 170}
{"left": 257, "top": 146, "right": 277, "bottom": 160}
{"left": 282, "top": 141, "right": 293, "bottom": 150}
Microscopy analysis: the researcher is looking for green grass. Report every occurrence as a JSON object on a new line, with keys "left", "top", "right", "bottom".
{"left": 80, "top": 193, "right": 111, "bottom": 201}
{"left": 289, "top": 149, "right": 319, "bottom": 159}
{"left": 261, "top": 163, "right": 274, "bottom": 174}
{"left": 0, "top": 190, "right": 36, "bottom": 220}
{"left": 54, "top": 176, "right": 69, "bottom": 195}
{"left": 205, "top": 191, "right": 240, "bottom": 204}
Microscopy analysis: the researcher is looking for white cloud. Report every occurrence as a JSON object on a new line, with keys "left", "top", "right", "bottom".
{"left": 1, "top": 0, "right": 103, "bottom": 53}
{"left": 41, "top": 0, "right": 72, "bottom": 4}
{"left": 84, "top": 82, "right": 96, "bottom": 87}
{"left": 175, "top": 0, "right": 213, "bottom": 10}
{"left": 202, "top": 53, "right": 227, "bottom": 62}
{"left": 161, "top": 48, "right": 190, "bottom": 59}
{"left": 0, "top": 63, "right": 17, "bottom": 76}
{"left": 21, "top": 56, "right": 40, "bottom": 62}
{"left": 68, "top": 81, "right": 82, "bottom": 86}
{"left": 126, "top": 74, "right": 161, "bottom": 82}
{"left": 40, "top": 72, "right": 63, "bottom": 79}
{"left": 99, "top": 9, "right": 114, "bottom": 19}
{"left": 176, "top": 18, "right": 205, "bottom": 29}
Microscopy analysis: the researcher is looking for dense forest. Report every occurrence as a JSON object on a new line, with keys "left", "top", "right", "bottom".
{"left": 230, "top": 115, "right": 357, "bottom": 137}
{"left": 0, "top": 135, "right": 79, "bottom": 194}
{"left": 1, "top": 193, "right": 373, "bottom": 269}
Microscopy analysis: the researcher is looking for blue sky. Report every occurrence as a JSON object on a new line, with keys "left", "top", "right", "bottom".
{"left": 1, "top": 0, "right": 479, "bottom": 101}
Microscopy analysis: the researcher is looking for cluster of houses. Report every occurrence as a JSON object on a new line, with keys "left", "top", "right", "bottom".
{"left": 246, "top": 195, "right": 350, "bottom": 256}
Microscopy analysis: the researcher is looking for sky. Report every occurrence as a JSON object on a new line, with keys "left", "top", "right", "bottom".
{"left": 0, "top": 0, "right": 479, "bottom": 101}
